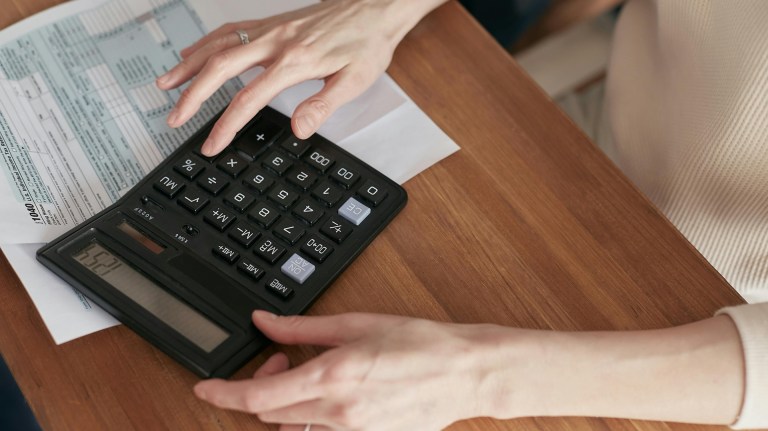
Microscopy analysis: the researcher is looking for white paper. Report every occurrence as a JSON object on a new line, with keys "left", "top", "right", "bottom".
{"left": 1, "top": 0, "right": 458, "bottom": 344}
{"left": 2, "top": 243, "right": 119, "bottom": 344}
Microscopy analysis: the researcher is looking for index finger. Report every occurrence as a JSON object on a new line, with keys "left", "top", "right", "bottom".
{"left": 195, "top": 363, "right": 322, "bottom": 413}
{"left": 200, "top": 60, "right": 309, "bottom": 156}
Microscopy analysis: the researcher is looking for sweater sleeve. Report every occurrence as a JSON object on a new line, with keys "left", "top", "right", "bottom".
{"left": 717, "top": 303, "right": 768, "bottom": 429}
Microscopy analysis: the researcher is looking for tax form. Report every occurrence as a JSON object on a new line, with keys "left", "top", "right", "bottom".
{"left": 0, "top": 0, "right": 458, "bottom": 343}
{"left": 0, "top": 0, "right": 245, "bottom": 244}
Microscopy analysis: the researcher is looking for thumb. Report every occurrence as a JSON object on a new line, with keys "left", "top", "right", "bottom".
{"left": 252, "top": 310, "right": 405, "bottom": 347}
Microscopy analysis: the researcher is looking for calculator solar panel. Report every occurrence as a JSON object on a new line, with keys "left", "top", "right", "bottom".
{"left": 37, "top": 107, "right": 407, "bottom": 378}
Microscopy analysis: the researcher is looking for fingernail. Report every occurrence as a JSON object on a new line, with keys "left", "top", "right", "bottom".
{"left": 167, "top": 109, "right": 179, "bottom": 127}
{"left": 156, "top": 74, "right": 170, "bottom": 87}
{"left": 253, "top": 310, "right": 278, "bottom": 320}
{"left": 193, "top": 384, "right": 207, "bottom": 400}
{"left": 200, "top": 138, "right": 216, "bottom": 156}
{"left": 295, "top": 115, "right": 315, "bottom": 138}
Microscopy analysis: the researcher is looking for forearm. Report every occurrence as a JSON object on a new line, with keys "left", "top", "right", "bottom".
{"left": 479, "top": 315, "right": 744, "bottom": 424}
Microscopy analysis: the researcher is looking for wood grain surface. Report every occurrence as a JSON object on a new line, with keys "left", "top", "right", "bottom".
{"left": 0, "top": 1, "right": 750, "bottom": 430}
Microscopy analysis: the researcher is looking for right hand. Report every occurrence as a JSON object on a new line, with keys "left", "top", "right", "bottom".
{"left": 156, "top": 0, "right": 443, "bottom": 156}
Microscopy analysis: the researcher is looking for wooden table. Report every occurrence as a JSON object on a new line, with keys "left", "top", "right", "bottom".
{"left": 0, "top": 1, "right": 749, "bottom": 430}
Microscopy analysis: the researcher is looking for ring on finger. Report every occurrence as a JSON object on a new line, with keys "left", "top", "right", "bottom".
{"left": 235, "top": 29, "right": 250, "bottom": 45}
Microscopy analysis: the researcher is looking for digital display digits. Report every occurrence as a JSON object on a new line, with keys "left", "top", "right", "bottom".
{"left": 72, "top": 242, "right": 229, "bottom": 353}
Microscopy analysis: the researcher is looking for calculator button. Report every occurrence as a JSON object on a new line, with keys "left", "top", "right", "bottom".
{"left": 237, "top": 259, "right": 265, "bottom": 281}
{"left": 234, "top": 120, "right": 281, "bottom": 158}
{"left": 192, "top": 147, "right": 216, "bottom": 163}
{"left": 286, "top": 167, "right": 318, "bottom": 191}
{"left": 273, "top": 218, "right": 305, "bottom": 245}
{"left": 173, "top": 154, "right": 205, "bottom": 180}
{"left": 357, "top": 180, "right": 388, "bottom": 206}
{"left": 267, "top": 185, "right": 298, "bottom": 209}
{"left": 177, "top": 189, "right": 209, "bottom": 214}
{"left": 311, "top": 181, "right": 343, "bottom": 207}
{"left": 281, "top": 253, "right": 315, "bottom": 284}
{"left": 280, "top": 137, "right": 310, "bottom": 157}
{"left": 304, "top": 149, "right": 335, "bottom": 173}
{"left": 246, "top": 119, "right": 283, "bottom": 145}
{"left": 198, "top": 171, "right": 229, "bottom": 195}
{"left": 301, "top": 235, "right": 334, "bottom": 263}
{"left": 338, "top": 197, "right": 371, "bottom": 226}
{"left": 320, "top": 215, "right": 353, "bottom": 243}
{"left": 184, "top": 224, "right": 199, "bottom": 236}
{"left": 262, "top": 151, "right": 293, "bottom": 176}
{"left": 330, "top": 166, "right": 360, "bottom": 189}
{"left": 203, "top": 206, "right": 236, "bottom": 231}
{"left": 153, "top": 173, "right": 185, "bottom": 198}
{"left": 213, "top": 243, "right": 240, "bottom": 264}
{"left": 265, "top": 277, "right": 293, "bottom": 299}
{"left": 243, "top": 168, "right": 275, "bottom": 194}
{"left": 223, "top": 187, "right": 256, "bottom": 213}
{"left": 228, "top": 221, "right": 261, "bottom": 248}
{"left": 217, "top": 153, "right": 249, "bottom": 177}
{"left": 292, "top": 199, "right": 325, "bottom": 225}
{"left": 248, "top": 202, "right": 280, "bottom": 228}
{"left": 254, "top": 236, "right": 286, "bottom": 264}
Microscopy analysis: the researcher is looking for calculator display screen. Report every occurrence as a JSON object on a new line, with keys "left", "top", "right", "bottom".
{"left": 72, "top": 242, "right": 229, "bottom": 353}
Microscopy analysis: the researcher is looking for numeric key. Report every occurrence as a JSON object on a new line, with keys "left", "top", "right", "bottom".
{"left": 301, "top": 235, "right": 334, "bottom": 263}
{"left": 311, "top": 181, "right": 343, "bottom": 207}
{"left": 262, "top": 151, "right": 293, "bottom": 175}
{"left": 330, "top": 165, "right": 359, "bottom": 189}
{"left": 304, "top": 149, "right": 335, "bottom": 173}
{"left": 292, "top": 199, "right": 324, "bottom": 225}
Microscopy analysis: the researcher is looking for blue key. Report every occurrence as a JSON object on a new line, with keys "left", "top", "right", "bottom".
{"left": 281, "top": 253, "right": 315, "bottom": 284}
{"left": 338, "top": 197, "right": 371, "bottom": 226}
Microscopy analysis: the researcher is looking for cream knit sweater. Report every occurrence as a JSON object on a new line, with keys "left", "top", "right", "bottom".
{"left": 605, "top": 0, "right": 768, "bottom": 427}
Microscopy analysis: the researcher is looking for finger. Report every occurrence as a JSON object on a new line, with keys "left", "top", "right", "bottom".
{"left": 194, "top": 363, "right": 323, "bottom": 413}
{"left": 200, "top": 60, "right": 309, "bottom": 155}
{"left": 260, "top": 399, "right": 338, "bottom": 427}
{"left": 252, "top": 310, "right": 407, "bottom": 347}
{"left": 167, "top": 42, "right": 277, "bottom": 129}
{"left": 180, "top": 21, "right": 260, "bottom": 59}
{"left": 253, "top": 352, "right": 290, "bottom": 379}
{"left": 291, "top": 66, "right": 378, "bottom": 139}
{"left": 157, "top": 31, "right": 243, "bottom": 91}
{"left": 279, "top": 424, "right": 334, "bottom": 431}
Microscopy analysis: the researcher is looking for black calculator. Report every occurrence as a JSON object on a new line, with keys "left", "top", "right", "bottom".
{"left": 37, "top": 106, "right": 407, "bottom": 378}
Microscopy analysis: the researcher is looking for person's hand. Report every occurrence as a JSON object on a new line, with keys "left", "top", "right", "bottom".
{"left": 193, "top": 311, "right": 511, "bottom": 430}
{"left": 156, "top": 0, "right": 445, "bottom": 157}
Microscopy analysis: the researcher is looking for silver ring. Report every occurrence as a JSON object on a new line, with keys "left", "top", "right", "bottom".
{"left": 303, "top": 424, "right": 312, "bottom": 431}
{"left": 235, "top": 29, "right": 250, "bottom": 45}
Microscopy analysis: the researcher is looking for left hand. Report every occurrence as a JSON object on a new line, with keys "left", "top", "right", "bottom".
{"left": 193, "top": 311, "right": 503, "bottom": 431}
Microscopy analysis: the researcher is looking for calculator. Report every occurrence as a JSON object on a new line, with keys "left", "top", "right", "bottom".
{"left": 37, "top": 106, "right": 407, "bottom": 378}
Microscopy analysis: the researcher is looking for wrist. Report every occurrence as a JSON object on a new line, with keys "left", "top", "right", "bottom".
{"left": 375, "top": 0, "right": 449, "bottom": 42}
{"left": 459, "top": 324, "right": 548, "bottom": 419}
{"left": 471, "top": 317, "right": 744, "bottom": 424}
